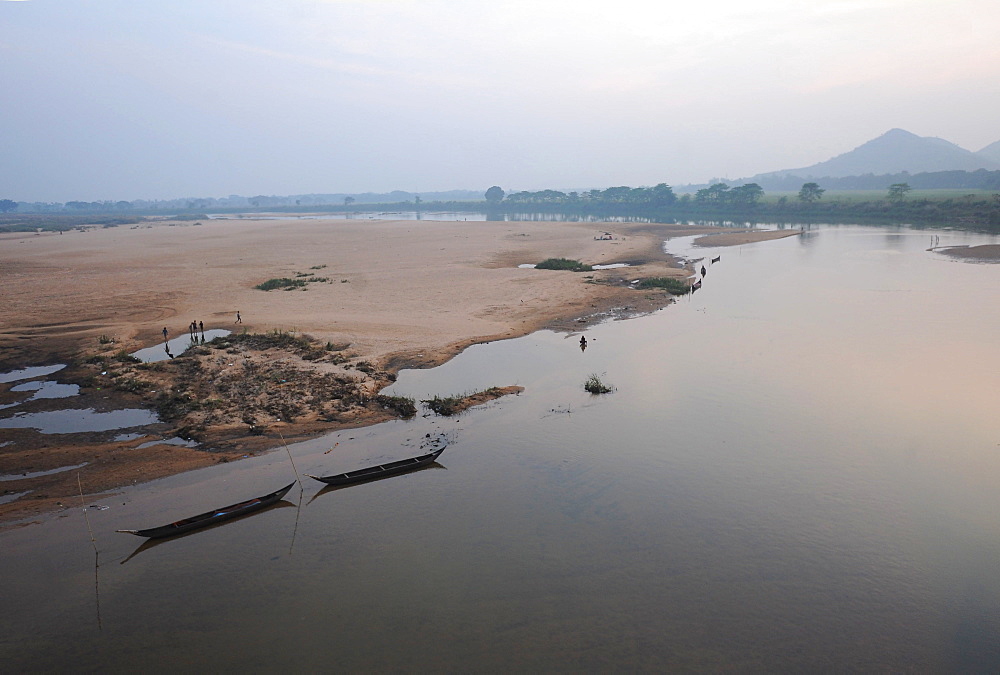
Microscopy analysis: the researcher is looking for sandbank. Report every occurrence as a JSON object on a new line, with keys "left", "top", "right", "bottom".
{"left": 0, "top": 217, "right": 786, "bottom": 524}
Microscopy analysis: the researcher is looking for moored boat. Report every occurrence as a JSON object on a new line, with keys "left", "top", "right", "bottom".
{"left": 306, "top": 447, "right": 445, "bottom": 486}
{"left": 117, "top": 481, "right": 296, "bottom": 539}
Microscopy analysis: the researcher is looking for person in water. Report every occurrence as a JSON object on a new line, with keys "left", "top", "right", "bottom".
{"left": 580, "top": 335, "right": 588, "bottom": 351}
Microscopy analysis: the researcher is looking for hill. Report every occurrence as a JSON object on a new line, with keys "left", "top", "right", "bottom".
{"left": 977, "top": 139, "right": 1000, "bottom": 164}
{"left": 751, "top": 128, "right": 1000, "bottom": 182}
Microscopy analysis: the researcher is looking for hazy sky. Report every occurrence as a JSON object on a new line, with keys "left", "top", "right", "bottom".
{"left": 3, "top": 0, "right": 1000, "bottom": 202}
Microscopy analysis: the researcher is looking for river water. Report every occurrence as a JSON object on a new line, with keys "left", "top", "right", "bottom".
{"left": 1, "top": 224, "right": 998, "bottom": 671}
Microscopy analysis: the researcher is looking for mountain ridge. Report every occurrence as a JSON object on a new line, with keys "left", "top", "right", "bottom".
{"left": 745, "top": 128, "right": 1000, "bottom": 183}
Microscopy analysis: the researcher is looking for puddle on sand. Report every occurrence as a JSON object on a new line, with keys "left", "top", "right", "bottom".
{"left": 136, "top": 437, "right": 197, "bottom": 449}
{"left": 132, "top": 329, "right": 231, "bottom": 363}
{"left": 592, "top": 263, "right": 630, "bottom": 269}
{"left": 0, "top": 364, "right": 67, "bottom": 384}
{"left": 114, "top": 432, "right": 145, "bottom": 442}
{"left": 0, "top": 491, "right": 30, "bottom": 505}
{"left": 0, "top": 408, "right": 159, "bottom": 434}
{"left": 9, "top": 380, "right": 80, "bottom": 400}
{"left": 0, "top": 462, "right": 90, "bottom": 482}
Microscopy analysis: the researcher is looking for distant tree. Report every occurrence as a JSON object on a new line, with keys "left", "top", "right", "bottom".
{"left": 0, "top": 199, "right": 17, "bottom": 213}
{"left": 485, "top": 186, "right": 505, "bottom": 203}
{"left": 695, "top": 183, "right": 730, "bottom": 204}
{"left": 730, "top": 183, "right": 764, "bottom": 207}
{"left": 344, "top": 196, "right": 355, "bottom": 207}
{"left": 651, "top": 183, "right": 677, "bottom": 206}
{"left": 797, "top": 182, "right": 825, "bottom": 203}
{"left": 887, "top": 183, "right": 911, "bottom": 203}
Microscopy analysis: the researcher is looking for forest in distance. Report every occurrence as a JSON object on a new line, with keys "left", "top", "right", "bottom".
{"left": 3, "top": 168, "right": 1000, "bottom": 231}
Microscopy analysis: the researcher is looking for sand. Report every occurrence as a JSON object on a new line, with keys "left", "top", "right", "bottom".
{"left": 937, "top": 244, "right": 1000, "bottom": 262}
{"left": 0, "top": 217, "right": 796, "bottom": 524}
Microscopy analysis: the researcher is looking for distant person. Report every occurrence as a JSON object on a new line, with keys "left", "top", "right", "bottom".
{"left": 701, "top": 265, "right": 707, "bottom": 277}
{"left": 580, "top": 335, "right": 588, "bottom": 351}
{"left": 162, "top": 327, "right": 168, "bottom": 342}
{"left": 199, "top": 320, "right": 204, "bottom": 334}
{"left": 235, "top": 311, "right": 242, "bottom": 324}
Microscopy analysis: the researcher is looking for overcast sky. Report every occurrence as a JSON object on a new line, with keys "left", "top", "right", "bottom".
{"left": 3, "top": 0, "right": 1000, "bottom": 202}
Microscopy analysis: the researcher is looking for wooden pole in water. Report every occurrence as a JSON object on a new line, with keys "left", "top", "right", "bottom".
{"left": 77, "top": 473, "right": 102, "bottom": 631}
{"left": 278, "top": 432, "right": 304, "bottom": 556}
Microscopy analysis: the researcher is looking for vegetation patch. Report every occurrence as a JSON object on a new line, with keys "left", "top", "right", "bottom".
{"left": 423, "top": 386, "right": 523, "bottom": 416}
{"left": 635, "top": 277, "right": 691, "bottom": 294}
{"left": 255, "top": 277, "right": 306, "bottom": 291}
{"left": 536, "top": 258, "right": 594, "bottom": 272}
{"left": 584, "top": 373, "right": 614, "bottom": 394}
{"left": 374, "top": 394, "right": 417, "bottom": 418}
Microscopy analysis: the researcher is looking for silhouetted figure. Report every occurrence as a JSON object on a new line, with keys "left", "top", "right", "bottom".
{"left": 235, "top": 311, "right": 242, "bottom": 324}
{"left": 700, "top": 265, "right": 707, "bottom": 277}
{"left": 198, "top": 320, "right": 204, "bottom": 334}
{"left": 580, "top": 335, "right": 588, "bottom": 351}
{"left": 162, "top": 327, "right": 168, "bottom": 342}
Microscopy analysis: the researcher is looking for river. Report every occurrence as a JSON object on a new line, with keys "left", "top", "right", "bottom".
{"left": 1, "top": 223, "right": 998, "bottom": 671}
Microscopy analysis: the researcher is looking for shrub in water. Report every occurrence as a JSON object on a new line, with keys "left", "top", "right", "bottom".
{"left": 584, "top": 373, "right": 614, "bottom": 394}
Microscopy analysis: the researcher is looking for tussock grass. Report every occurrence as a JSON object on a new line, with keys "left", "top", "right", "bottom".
{"left": 635, "top": 277, "right": 690, "bottom": 294}
{"left": 255, "top": 277, "right": 306, "bottom": 291}
{"left": 536, "top": 258, "right": 593, "bottom": 272}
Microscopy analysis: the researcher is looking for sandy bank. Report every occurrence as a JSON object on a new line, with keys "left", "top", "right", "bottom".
{"left": 0, "top": 218, "right": 783, "bottom": 524}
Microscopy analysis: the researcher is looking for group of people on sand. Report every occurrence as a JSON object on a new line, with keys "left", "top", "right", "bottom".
{"left": 161, "top": 312, "right": 242, "bottom": 345}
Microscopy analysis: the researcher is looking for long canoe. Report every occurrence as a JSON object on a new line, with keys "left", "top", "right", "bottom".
{"left": 306, "top": 447, "right": 445, "bottom": 486}
{"left": 117, "top": 481, "right": 296, "bottom": 539}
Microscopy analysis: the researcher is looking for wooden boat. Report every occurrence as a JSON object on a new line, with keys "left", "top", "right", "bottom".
{"left": 306, "top": 447, "right": 445, "bottom": 486}
{"left": 117, "top": 481, "right": 296, "bottom": 539}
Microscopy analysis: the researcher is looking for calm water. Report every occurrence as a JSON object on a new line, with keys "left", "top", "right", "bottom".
{"left": 1, "top": 224, "right": 998, "bottom": 671}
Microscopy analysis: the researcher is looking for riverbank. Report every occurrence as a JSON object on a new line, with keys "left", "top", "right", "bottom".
{"left": 0, "top": 218, "right": 795, "bottom": 525}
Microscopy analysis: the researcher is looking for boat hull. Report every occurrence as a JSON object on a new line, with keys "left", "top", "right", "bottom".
{"left": 117, "top": 482, "right": 296, "bottom": 539}
{"left": 306, "top": 448, "right": 445, "bottom": 486}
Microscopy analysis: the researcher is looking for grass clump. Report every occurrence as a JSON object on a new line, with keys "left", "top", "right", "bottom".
{"left": 423, "top": 394, "right": 464, "bottom": 416}
{"left": 635, "top": 277, "right": 691, "bottom": 294}
{"left": 98, "top": 334, "right": 114, "bottom": 345}
{"left": 536, "top": 258, "right": 593, "bottom": 272}
{"left": 375, "top": 394, "right": 417, "bottom": 418}
{"left": 112, "top": 349, "right": 141, "bottom": 364}
{"left": 584, "top": 373, "right": 614, "bottom": 394}
{"left": 255, "top": 277, "right": 307, "bottom": 291}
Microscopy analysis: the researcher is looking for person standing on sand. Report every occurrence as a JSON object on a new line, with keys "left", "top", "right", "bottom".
{"left": 235, "top": 311, "right": 242, "bottom": 324}
{"left": 162, "top": 327, "right": 168, "bottom": 342}
{"left": 199, "top": 320, "right": 204, "bottom": 334}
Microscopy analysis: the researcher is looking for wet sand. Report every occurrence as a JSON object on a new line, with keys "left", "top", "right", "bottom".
{"left": 937, "top": 244, "right": 1000, "bottom": 262}
{"left": 0, "top": 217, "right": 790, "bottom": 524}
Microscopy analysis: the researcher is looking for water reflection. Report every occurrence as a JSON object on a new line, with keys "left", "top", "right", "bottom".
{"left": 132, "top": 329, "right": 231, "bottom": 363}
{"left": 0, "top": 407, "right": 158, "bottom": 433}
